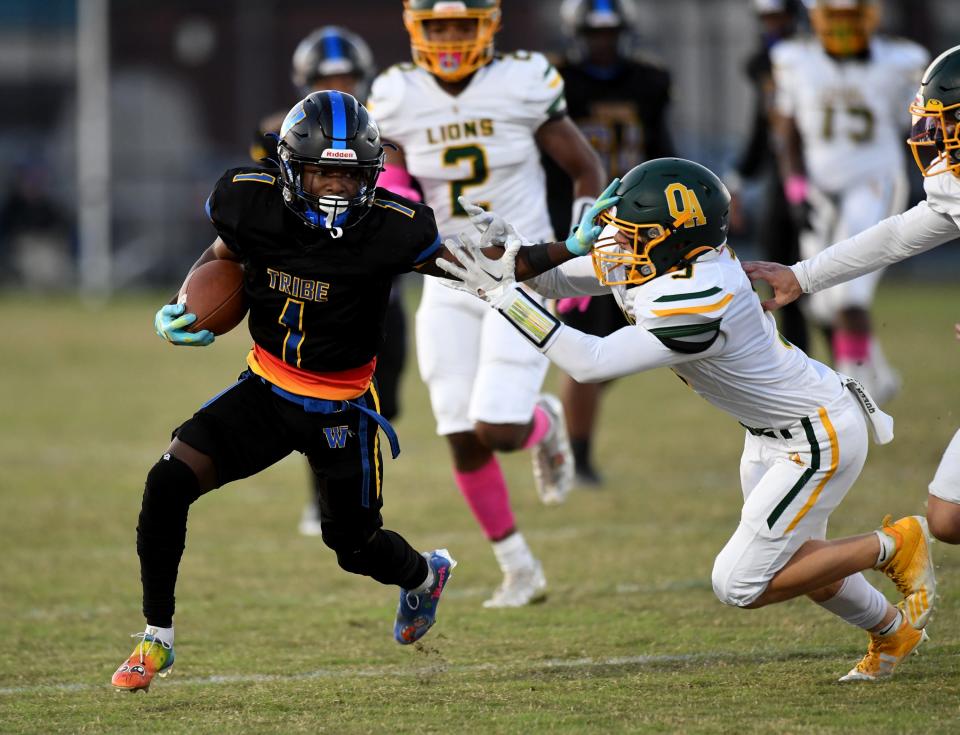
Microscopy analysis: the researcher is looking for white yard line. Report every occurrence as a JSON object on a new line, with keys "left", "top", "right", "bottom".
{"left": 0, "top": 650, "right": 754, "bottom": 697}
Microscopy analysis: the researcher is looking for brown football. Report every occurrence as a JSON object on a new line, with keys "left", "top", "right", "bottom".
{"left": 178, "top": 260, "right": 248, "bottom": 335}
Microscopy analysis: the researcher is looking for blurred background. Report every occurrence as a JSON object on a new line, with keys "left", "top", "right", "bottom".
{"left": 0, "top": 0, "right": 957, "bottom": 294}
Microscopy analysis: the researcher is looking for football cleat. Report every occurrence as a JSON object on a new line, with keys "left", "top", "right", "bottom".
{"left": 111, "top": 629, "right": 175, "bottom": 692}
{"left": 483, "top": 560, "right": 548, "bottom": 609}
{"left": 839, "top": 611, "right": 928, "bottom": 682}
{"left": 394, "top": 549, "right": 456, "bottom": 645}
{"left": 531, "top": 394, "right": 575, "bottom": 505}
{"left": 876, "top": 514, "right": 936, "bottom": 628}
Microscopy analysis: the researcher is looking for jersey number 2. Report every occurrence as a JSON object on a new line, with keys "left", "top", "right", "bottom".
{"left": 444, "top": 145, "right": 489, "bottom": 216}
{"left": 279, "top": 298, "right": 305, "bottom": 367}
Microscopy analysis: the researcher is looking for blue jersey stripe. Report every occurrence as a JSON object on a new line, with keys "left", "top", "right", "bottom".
{"left": 328, "top": 91, "right": 347, "bottom": 149}
{"left": 414, "top": 234, "right": 442, "bottom": 264}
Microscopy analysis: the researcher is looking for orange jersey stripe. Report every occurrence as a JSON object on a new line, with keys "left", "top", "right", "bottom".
{"left": 246, "top": 343, "right": 375, "bottom": 400}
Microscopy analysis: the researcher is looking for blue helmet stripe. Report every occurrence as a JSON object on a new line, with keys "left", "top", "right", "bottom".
{"left": 594, "top": 0, "right": 614, "bottom": 11}
{"left": 328, "top": 91, "right": 347, "bottom": 149}
{"left": 322, "top": 32, "right": 345, "bottom": 61}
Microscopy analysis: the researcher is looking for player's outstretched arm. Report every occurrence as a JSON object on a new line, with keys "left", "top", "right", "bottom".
{"left": 741, "top": 260, "right": 803, "bottom": 312}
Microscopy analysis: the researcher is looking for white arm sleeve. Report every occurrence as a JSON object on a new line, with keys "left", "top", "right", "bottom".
{"left": 791, "top": 201, "right": 959, "bottom": 294}
{"left": 543, "top": 322, "right": 715, "bottom": 383}
{"left": 525, "top": 255, "right": 610, "bottom": 298}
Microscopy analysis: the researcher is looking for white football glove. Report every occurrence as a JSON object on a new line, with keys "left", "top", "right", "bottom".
{"left": 458, "top": 196, "right": 510, "bottom": 247}
{"left": 437, "top": 228, "right": 523, "bottom": 305}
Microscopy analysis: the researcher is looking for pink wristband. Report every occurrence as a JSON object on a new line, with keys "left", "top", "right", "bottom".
{"left": 783, "top": 174, "right": 808, "bottom": 206}
{"left": 378, "top": 164, "right": 421, "bottom": 202}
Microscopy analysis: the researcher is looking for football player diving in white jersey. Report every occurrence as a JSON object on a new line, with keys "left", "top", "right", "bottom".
{"left": 746, "top": 44, "right": 960, "bottom": 549}
{"left": 440, "top": 157, "right": 935, "bottom": 681}
{"left": 366, "top": 0, "right": 606, "bottom": 608}
{"left": 770, "top": 0, "right": 927, "bottom": 403}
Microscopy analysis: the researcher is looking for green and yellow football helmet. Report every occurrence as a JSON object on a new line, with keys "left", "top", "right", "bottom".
{"left": 403, "top": 0, "right": 501, "bottom": 83}
{"left": 908, "top": 44, "right": 960, "bottom": 178}
{"left": 807, "top": 0, "right": 878, "bottom": 57}
{"left": 591, "top": 158, "right": 731, "bottom": 287}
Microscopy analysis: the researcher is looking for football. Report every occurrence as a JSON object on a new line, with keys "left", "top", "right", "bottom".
{"left": 177, "top": 259, "right": 248, "bottom": 335}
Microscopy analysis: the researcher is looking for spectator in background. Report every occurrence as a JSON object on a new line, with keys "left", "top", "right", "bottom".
{"left": 725, "top": 0, "right": 808, "bottom": 353}
{"left": 0, "top": 163, "right": 72, "bottom": 289}
{"left": 544, "top": 0, "right": 674, "bottom": 486}
{"left": 250, "top": 27, "right": 411, "bottom": 537}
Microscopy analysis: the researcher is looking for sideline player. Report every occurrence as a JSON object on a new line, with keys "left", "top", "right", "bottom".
{"left": 770, "top": 0, "right": 927, "bottom": 401}
{"left": 745, "top": 44, "right": 960, "bottom": 546}
{"left": 249, "top": 27, "right": 412, "bottom": 538}
{"left": 442, "top": 158, "right": 935, "bottom": 681}
{"left": 545, "top": 0, "right": 675, "bottom": 486}
{"left": 367, "top": 0, "right": 606, "bottom": 608}
{"left": 725, "top": 0, "right": 808, "bottom": 353}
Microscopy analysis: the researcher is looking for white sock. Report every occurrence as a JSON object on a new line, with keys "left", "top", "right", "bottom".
{"left": 411, "top": 552, "right": 435, "bottom": 593}
{"left": 874, "top": 529, "right": 896, "bottom": 567}
{"left": 875, "top": 609, "right": 903, "bottom": 637}
{"left": 145, "top": 624, "right": 174, "bottom": 646}
{"left": 816, "top": 573, "right": 888, "bottom": 630}
{"left": 492, "top": 532, "right": 535, "bottom": 573}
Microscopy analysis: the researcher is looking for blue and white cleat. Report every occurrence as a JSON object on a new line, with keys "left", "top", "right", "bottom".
{"left": 394, "top": 549, "right": 457, "bottom": 645}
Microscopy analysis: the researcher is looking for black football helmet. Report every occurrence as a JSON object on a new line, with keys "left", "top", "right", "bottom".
{"left": 291, "top": 26, "right": 376, "bottom": 100}
{"left": 276, "top": 91, "right": 384, "bottom": 232}
{"left": 591, "top": 158, "right": 731, "bottom": 286}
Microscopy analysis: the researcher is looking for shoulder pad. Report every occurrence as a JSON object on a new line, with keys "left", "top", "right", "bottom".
{"left": 367, "top": 65, "right": 413, "bottom": 128}
{"left": 499, "top": 50, "right": 566, "bottom": 123}
{"left": 633, "top": 263, "right": 734, "bottom": 354}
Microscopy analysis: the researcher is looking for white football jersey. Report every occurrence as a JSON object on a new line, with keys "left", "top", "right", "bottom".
{"left": 772, "top": 36, "right": 928, "bottom": 192}
{"left": 924, "top": 168, "right": 960, "bottom": 226}
{"left": 368, "top": 52, "right": 565, "bottom": 241}
{"left": 533, "top": 246, "right": 846, "bottom": 428}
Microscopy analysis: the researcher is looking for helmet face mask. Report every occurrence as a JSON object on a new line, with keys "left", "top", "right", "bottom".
{"left": 276, "top": 92, "right": 384, "bottom": 232}
{"left": 588, "top": 158, "right": 731, "bottom": 287}
{"left": 908, "top": 45, "right": 960, "bottom": 178}
{"left": 403, "top": 0, "right": 501, "bottom": 82}
{"left": 808, "top": 0, "right": 878, "bottom": 57}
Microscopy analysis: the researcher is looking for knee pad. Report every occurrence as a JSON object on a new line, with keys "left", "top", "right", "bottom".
{"left": 141, "top": 454, "right": 203, "bottom": 523}
{"left": 711, "top": 557, "right": 758, "bottom": 609}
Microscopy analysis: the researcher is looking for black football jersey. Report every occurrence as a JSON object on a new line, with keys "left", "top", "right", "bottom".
{"left": 206, "top": 167, "right": 440, "bottom": 372}
{"left": 544, "top": 55, "right": 675, "bottom": 236}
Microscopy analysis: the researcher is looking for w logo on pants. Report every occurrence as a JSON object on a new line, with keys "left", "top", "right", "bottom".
{"left": 324, "top": 425, "right": 351, "bottom": 449}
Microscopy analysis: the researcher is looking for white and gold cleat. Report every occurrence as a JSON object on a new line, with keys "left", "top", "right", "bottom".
{"left": 839, "top": 611, "right": 928, "bottom": 682}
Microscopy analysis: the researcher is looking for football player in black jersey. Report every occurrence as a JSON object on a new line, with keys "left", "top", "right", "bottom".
{"left": 111, "top": 90, "right": 614, "bottom": 692}
{"left": 250, "top": 26, "right": 412, "bottom": 538}
{"left": 545, "top": 0, "right": 675, "bottom": 486}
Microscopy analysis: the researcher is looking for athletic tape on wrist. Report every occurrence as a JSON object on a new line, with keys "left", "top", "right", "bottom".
{"left": 497, "top": 287, "right": 561, "bottom": 349}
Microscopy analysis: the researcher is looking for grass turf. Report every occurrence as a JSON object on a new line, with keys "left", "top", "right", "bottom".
{"left": 0, "top": 283, "right": 957, "bottom": 733}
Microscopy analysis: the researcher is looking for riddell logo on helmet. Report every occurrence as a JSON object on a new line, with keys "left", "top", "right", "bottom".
{"left": 321, "top": 148, "right": 358, "bottom": 160}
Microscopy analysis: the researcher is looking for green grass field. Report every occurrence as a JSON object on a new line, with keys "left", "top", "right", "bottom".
{"left": 1, "top": 283, "right": 958, "bottom": 733}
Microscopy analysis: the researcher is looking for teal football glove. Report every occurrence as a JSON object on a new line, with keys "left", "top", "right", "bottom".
{"left": 154, "top": 303, "right": 215, "bottom": 346}
{"left": 563, "top": 178, "right": 621, "bottom": 256}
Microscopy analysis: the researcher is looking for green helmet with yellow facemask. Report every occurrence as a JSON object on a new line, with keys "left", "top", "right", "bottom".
{"left": 592, "top": 158, "right": 731, "bottom": 287}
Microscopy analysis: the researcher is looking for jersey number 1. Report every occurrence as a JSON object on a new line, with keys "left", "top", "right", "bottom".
{"left": 279, "top": 298, "right": 305, "bottom": 367}
{"left": 444, "top": 145, "right": 489, "bottom": 216}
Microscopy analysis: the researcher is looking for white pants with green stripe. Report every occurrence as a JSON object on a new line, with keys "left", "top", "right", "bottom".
{"left": 929, "top": 428, "right": 960, "bottom": 504}
{"left": 712, "top": 391, "right": 869, "bottom": 607}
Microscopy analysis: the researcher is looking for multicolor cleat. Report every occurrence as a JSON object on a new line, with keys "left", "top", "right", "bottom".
{"left": 839, "top": 607, "right": 928, "bottom": 682}
{"left": 111, "top": 629, "right": 175, "bottom": 692}
{"left": 876, "top": 514, "right": 936, "bottom": 628}
{"left": 394, "top": 549, "right": 456, "bottom": 645}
